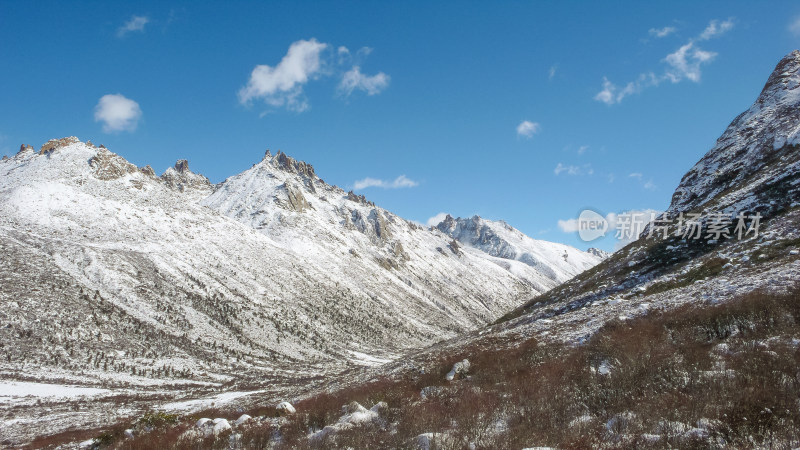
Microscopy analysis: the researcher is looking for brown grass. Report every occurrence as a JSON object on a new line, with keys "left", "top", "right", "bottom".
{"left": 70, "top": 287, "right": 800, "bottom": 449}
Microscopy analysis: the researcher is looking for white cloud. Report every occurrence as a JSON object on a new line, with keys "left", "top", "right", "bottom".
{"left": 558, "top": 208, "right": 663, "bottom": 249}
{"left": 516, "top": 120, "right": 540, "bottom": 138}
{"left": 649, "top": 26, "right": 676, "bottom": 38}
{"left": 94, "top": 94, "right": 142, "bottom": 133}
{"left": 577, "top": 145, "right": 589, "bottom": 155}
{"left": 628, "top": 172, "right": 657, "bottom": 190}
{"left": 548, "top": 64, "right": 558, "bottom": 80}
{"left": 698, "top": 18, "right": 734, "bottom": 41}
{"left": 664, "top": 42, "right": 716, "bottom": 83}
{"left": 117, "top": 15, "right": 149, "bottom": 38}
{"left": 338, "top": 66, "right": 390, "bottom": 97}
{"left": 426, "top": 212, "right": 449, "bottom": 227}
{"left": 607, "top": 173, "right": 616, "bottom": 183}
{"left": 790, "top": 17, "right": 800, "bottom": 36}
{"left": 554, "top": 163, "right": 592, "bottom": 176}
{"left": 595, "top": 73, "right": 660, "bottom": 105}
{"left": 353, "top": 175, "right": 418, "bottom": 190}
{"left": 595, "top": 18, "right": 732, "bottom": 104}
{"left": 238, "top": 39, "right": 328, "bottom": 112}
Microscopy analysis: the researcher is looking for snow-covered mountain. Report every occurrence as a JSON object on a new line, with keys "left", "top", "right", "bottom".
{"left": 0, "top": 138, "right": 601, "bottom": 392}
{"left": 434, "top": 214, "right": 600, "bottom": 287}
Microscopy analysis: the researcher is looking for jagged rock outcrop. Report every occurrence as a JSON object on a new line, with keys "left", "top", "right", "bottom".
{"left": 160, "top": 159, "right": 213, "bottom": 194}
{"left": 283, "top": 182, "right": 310, "bottom": 212}
{"left": 89, "top": 148, "right": 139, "bottom": 180}
{"left": 586, "top": 248, "right": 611, "bottom": 259}
{"left": 273, "top": 150, "right": 316, "bottom": 178}
{"left": 39, "top": 137, "right": 79, "bottom": 154}
{"left": 347, "top": 190, "right": 375, "bottom": 207}
{"left": 140, "top": 165, "right": 156, "bottom": 177}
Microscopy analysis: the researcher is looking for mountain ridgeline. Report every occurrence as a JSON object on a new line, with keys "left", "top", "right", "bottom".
{"left": 0, "top": 136, "right": 602, "bottom": 388}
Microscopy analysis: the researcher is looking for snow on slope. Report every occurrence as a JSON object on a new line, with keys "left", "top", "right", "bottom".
{"left": 0, "top": 139, "right": 599, "bottom": 388}
{"left": 434, "top": 215, "right": 601, "bottom": 286}
{"left": 669, "top": 50, "right": 800, "bottom": 218}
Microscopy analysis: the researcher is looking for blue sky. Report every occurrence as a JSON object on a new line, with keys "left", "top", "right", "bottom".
{"left": 2, "top": 1, "right": 800, "bottom": 251}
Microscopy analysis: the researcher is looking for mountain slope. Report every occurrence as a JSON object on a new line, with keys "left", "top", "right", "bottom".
{"left": 0, "top": 138, "right": 600, "bottom": 390}
{"left": 435, "top": 214, "right": 601, "bottom": 287}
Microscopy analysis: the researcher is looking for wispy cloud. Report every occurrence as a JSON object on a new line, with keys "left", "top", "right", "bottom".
{"left": 664, "top": 42, "right": 716, "bottom": 82}
{"left": 788, "top": 16, "right": 800, "bottom": 36}
{"left": 698, "top": 18, "right": 735, "bottom": 41}
{"left": 117, "top": 15, "right": 149, "bottom": 38}
{"left": 238, "top": 39, "right": 328, "bottom": 112}
{"left": 594, "top": 73, "right": 661, "bottom": 105}
{"left": 548, "top": 64, "right": 558, "bottom": 80}
{"left": 628, "top": 172, "right": 656, "bottom": 190}
{"left": 649, "top": 26, "right": 676, "bottom": 38}
{"left": 94, "top": 94, "right": 142, "bottom": 133}
{"left": 338, "top": 66, "right": 390, "bottom": 97}
{"left": 516, "top": 120, "right": 540, "bottom": 138}
{"left": 577, "top": 145, "right": 589, "bottom": 155}
{"left": 595, "top": 18, "right": 733, "bottom": 105}
{"left": 353, "top": 175, "right": 418, "bottom": 190}
{"left": 554, "top": 163, "right": 593, "bottom": 176}
{"left": 426, "top": 212, "right": 449, "bottom": 227}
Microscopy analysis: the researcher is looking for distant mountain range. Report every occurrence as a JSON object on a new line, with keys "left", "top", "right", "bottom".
{"left": 0, "top": 135, "right": 602, "bottom": 390}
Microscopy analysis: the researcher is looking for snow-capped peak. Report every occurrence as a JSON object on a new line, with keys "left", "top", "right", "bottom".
{"left": 435, "top": 214, "right": 602, "bottom": 284}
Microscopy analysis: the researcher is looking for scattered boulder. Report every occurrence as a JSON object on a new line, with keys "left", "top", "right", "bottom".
{"left": 234, "top": 414, "right": 252, "bottom": 426}
{"left": 196, "top": 418, "right": 212, "bottom": 428}
{"left": 446, "top": 359, "right": 470, "bottom": 381}
{"left": 448, "top": 239, "right": 462, "bottom": 256}
{"left": 415, "top": 432, "right": 456, "bottom": 450}
{"left": 277, "top": 401, "right": 296, "bottom": 415}
{"left": 212, "top": 418, "right": 232, "bottom": 435}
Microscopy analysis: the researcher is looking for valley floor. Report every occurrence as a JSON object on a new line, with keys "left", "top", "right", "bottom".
{"left": 19, "top": 286, "right": 800, "bottom": 449}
